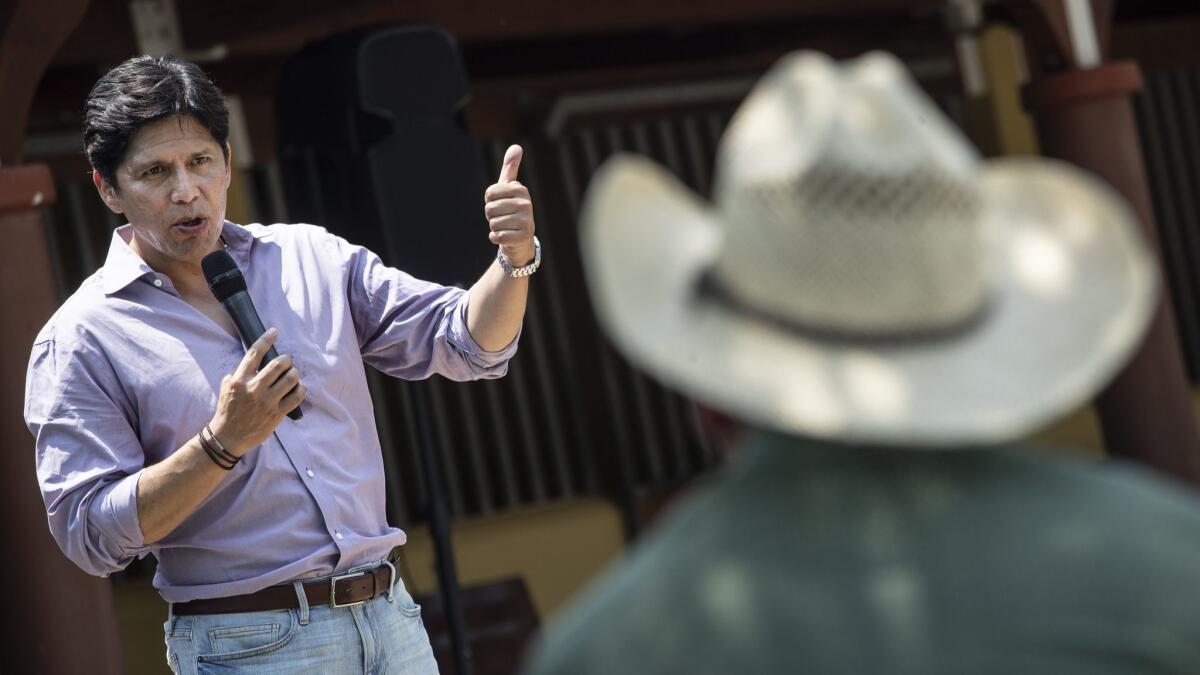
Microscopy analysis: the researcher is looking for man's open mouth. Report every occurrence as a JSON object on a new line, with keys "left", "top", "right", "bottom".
{"left": 173, "top": 217, "right": 205, "bottom": 230}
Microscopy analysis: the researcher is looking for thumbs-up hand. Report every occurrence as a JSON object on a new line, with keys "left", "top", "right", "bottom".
{"left": 484, "top": 144, "right": 537, "bottom": 270}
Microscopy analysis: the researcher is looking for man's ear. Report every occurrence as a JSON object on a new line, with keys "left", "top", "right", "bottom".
{"left": 222, "top": 143, "right": 234, "bottom": 190}
{"left": 91, "top": 170, "right": 124, "bottom": 214}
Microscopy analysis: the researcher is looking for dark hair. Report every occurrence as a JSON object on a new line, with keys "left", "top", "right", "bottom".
{"left": 84, "top": 55, "right": 230, "bottom": 188}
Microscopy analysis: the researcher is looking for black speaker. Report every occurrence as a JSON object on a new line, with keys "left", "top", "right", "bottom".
{"left": 277, "top": 25, "right": 493, "bottom": 288}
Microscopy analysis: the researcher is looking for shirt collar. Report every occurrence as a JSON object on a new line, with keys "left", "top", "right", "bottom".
{"left": 219, "top": 219, "right": 254, "bottom": 257}
{"left": 100, "top": 220, "right": 255, "bottom": 295}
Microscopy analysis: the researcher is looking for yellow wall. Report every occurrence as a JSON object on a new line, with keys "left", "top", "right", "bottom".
{"left": 976, "top": 25, "right": 1039, "bottom": 157}
{"left": 1025, "top": 404, "right": 1105, "bottom": 455}
{"left": 399, "top": 498, "right": 626, "bottom": 618}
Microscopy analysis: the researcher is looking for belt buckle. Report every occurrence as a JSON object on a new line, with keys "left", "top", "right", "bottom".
{"left": 329, "top": 571, "right": 369, "bottom": 609}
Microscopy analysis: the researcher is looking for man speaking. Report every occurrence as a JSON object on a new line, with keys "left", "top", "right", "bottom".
{"left": 24, "top": 54, "right": 538, "bottom": 674}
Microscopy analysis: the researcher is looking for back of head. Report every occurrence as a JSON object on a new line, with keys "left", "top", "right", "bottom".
{"left": 84, "top": 55, "right": 230, "bottom": 188}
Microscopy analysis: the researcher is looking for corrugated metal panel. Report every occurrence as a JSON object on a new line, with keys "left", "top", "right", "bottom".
{"left": 1134, "top": 68, "right": 1200, "bottom": 381}
{"left": 540, "top": 82, "right": 747, "bottom": 494}
{"left": 376, "top": 85, "right": 745, "bottom": 525}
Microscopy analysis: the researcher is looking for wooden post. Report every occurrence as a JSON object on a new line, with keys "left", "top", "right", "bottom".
{"left": 0, "top": 1, "right": 125, "bottom": 672}
{"left": 0, "top": 165, "right": 125, "bottom": 674}
{"left": 1003, "top": 0, "right": 1200, "bottom": 484}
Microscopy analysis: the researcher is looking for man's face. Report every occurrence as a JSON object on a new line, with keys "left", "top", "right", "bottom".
{"left": 93, "top": 114, "right": 232, "bottom": 273}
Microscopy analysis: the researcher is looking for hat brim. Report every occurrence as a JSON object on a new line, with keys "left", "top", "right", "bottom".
{"left": 580, "top": 154, "right": 1156, "bottom": 446}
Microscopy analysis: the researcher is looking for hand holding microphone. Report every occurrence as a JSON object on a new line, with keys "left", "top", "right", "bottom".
{"left": 201, "top": 250, "right": 304, "bottom": 455}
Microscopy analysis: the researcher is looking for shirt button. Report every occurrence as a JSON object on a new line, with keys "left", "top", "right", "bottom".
{"left": 153, "top": 278, "right": 163, "bottom": 288}
{"left": 335, "top": 531, "right": 344, "bottom": 540}
{"left": 306, "top": 468, "right": 314, "bottom": 478}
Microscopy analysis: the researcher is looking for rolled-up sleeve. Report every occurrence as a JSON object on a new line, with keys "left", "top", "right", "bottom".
{"left": 324, "top": 228, "right": 519, "bottom": 380}
{"left": 25, "top": 336, "right": 146, "bottom": 577}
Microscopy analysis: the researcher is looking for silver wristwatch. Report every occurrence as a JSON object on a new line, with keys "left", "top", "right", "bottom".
{"left": 497, "top": 236, "right": 541, "bottom": 278}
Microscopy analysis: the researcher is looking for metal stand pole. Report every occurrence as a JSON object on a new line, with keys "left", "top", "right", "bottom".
{"left": 410, "top": 383, "right": 474, "bottom": 675}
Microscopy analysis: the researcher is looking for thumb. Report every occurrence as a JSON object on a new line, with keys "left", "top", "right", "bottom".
{"left": 498, "top": 144, "right": 522, "bottom": 183}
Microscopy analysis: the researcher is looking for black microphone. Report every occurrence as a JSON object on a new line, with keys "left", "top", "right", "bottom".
{"left": 201, "top": 250, "right": 302, "bottom": 420}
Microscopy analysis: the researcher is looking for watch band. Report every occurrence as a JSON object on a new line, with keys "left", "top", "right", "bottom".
{"left": 498, "top": 236, "right": 541, "bottom": 277}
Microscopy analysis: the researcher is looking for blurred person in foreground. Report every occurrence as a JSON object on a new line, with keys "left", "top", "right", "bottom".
{"left": 522, "top": 50, "right": 1200, "bottom": 675}
{"left": 25, "top": 54, "right": 541, "bottom": 674}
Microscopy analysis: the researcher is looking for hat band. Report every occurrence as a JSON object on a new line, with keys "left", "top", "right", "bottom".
{"left": 696, "top": 268, "right": 994, "bottom": 346}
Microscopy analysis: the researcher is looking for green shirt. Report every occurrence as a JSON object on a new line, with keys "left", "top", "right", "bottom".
{"left": 524, "top": 431, "right": 1200, "bottom": 674}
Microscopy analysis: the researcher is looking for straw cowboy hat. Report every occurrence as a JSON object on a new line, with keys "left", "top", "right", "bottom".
{"left": 579, "top": 50, "right": 1156, "bottom": 446}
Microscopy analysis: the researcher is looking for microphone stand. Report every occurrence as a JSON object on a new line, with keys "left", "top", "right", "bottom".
{"left": 409, "top": 382, "right": 473, "bottom": 675}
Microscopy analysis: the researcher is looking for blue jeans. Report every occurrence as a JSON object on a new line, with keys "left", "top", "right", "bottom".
{"left": 163, "top": 575, "right": 439, "bottom": 674}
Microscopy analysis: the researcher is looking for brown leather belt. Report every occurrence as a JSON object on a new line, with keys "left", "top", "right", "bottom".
{"left": 172, "top": 549, "right": 401, "bottom": 616}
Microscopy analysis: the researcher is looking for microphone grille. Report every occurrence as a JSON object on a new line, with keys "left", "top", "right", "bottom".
{"left": 201, "top": 250, "right": 246, "bottom": 302}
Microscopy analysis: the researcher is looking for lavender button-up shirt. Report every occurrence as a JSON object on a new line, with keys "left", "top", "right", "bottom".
{"left": 25, "top": 221, "right": 517, "bottom": 603}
